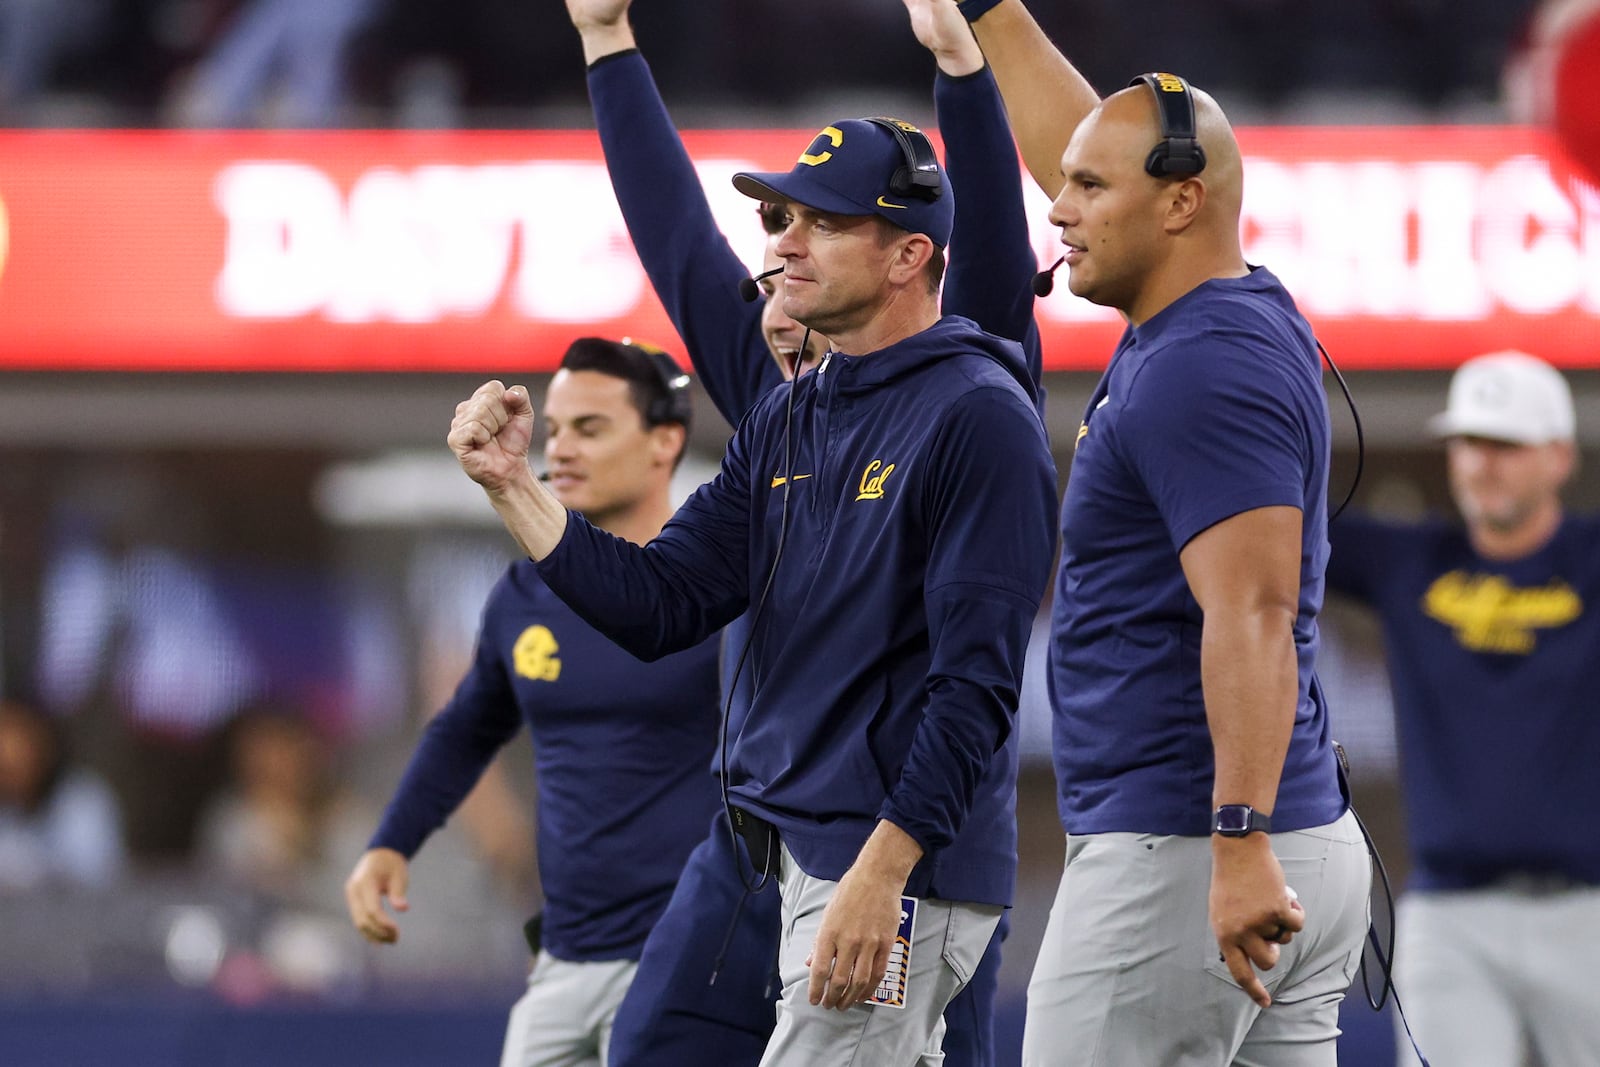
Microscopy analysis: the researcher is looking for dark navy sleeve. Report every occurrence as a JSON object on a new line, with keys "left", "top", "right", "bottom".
{"left": 936, "top": 67, "right": 1046, "bottom": 418}
{"left": 1326, "top": 512, "right": 1405, "bottom": 603}
{"left": 879, "top": 389, "right": 1057, "bottom": 852}
{"left": 937, "top": 68, "right": 1037, "bottom": 355}
{"left": 536, "top": 410, "right": 758, "bottom": 659}
{"left": 587, "top": 50, "right": 782, "bottom": 424}
{"left": 1119, "top": 336, "right": 1312, "bottom": 554}
{"left": 369, "top": 586, "right": 524, "bottom": 857}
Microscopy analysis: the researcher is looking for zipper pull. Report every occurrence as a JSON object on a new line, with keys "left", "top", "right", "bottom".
{"left": 818, "top": 352, "right": 832, "bottom": 376}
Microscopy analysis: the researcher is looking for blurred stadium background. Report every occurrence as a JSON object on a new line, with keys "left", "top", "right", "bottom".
{"left": 3, "top": 0, "right": 1598, "bottom": 1063}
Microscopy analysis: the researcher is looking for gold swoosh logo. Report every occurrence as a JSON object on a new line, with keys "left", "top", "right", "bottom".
{"left": 875, "top": 196, "right": 907, "bottom": 210}
{"left": 771, "top": 474, "right": 813, "bottom": 488}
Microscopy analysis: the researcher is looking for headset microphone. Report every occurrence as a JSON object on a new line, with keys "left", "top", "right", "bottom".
{"left": 738, "top": 266, "right": 786, "bottom": 303}
{"left": 1032, "top": 255, "right": 1066, "bottom": 298}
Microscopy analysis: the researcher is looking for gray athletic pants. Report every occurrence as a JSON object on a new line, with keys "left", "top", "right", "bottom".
{"left": 1023, "top": 811, "right": 1370, "bottom": 1067}
{"left": 500, "top": 950, "right": 638, "bottom": 1067}
{"left": 1393, "top": 884, "right": 1600, "bottom": 1067}
{"left": 759, "top": 841, "right": 1002, "bottom": 1067}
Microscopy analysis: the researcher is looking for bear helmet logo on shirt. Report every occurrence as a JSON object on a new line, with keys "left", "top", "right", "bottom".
{"left": 513, "top": 624, "right": 563, "bottom": 682}
{"left": 856, "top": 459, "right": 897, "bottom": 501}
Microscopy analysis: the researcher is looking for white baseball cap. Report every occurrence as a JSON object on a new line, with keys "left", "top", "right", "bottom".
{"left": 1427, "top": 350, "right": 1575, "bottom": 445}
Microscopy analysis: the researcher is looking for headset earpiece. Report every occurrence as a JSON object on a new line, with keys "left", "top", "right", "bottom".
{"left": 864, "top": 117, "right": 943, "bottom": 202}
{"left": 644, "top": 350, "right": 693, "bottom": 427}
{"left": 1131, "top": 72, "right": 1207, "bottom": 179}
{"left": 618, "top": 338, "right": 693, "bottom": 427}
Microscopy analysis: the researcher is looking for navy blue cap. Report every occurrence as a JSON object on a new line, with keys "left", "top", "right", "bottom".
{"left": 732, "top": 118, "right": 955, "bottom": 248}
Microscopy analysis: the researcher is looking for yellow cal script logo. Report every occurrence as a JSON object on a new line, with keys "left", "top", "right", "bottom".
{"left": 1421, "top": 571, "right": 1581, "bottom": 654}
{"left": 856, "top": 460, "right": 896, "bottom": 501}
{"left": 513, "top": 624, "right": 562, "bottom": 681}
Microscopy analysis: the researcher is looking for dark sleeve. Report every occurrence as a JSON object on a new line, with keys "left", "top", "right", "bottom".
{"left": 1326, "top": 513, "right": 1402, "bottom": 604}
{"left": 587, "top": 50, "right": 782, "bottom": 424}
{"left": 879, "top": 389, "right": 1057, "bottom": 852}
{"left": 369, "top": 593, "right": 523, "bottom": 857}
{"left": 936, "top": 67, "right": 1044, "bottom": 405}
{"left": 535, "top": 406, "right": 758, "bottom": 658}
{"left": 1119, "top": 337, "right": 1312, "bottom": 554}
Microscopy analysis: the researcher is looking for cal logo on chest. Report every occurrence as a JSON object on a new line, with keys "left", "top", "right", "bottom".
{"left": 856, "top": 459, "right": 898, "bottom": 502}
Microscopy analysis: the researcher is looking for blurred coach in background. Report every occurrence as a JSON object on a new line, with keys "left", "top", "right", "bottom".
{"left": 1327, "top": 350, "right": 1600, "bottom": 1067}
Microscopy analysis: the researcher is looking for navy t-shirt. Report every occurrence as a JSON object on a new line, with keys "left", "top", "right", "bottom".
{"left": 1327, "top": 512, "right": 1600, "bottom": 888}
{"left": 371, "top": 561, "right": 721, "bottom": 961}
{"left": 1050, "top": 267, "right": 1347, "bottom": 837}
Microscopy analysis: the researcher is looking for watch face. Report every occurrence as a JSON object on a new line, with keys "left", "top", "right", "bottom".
{"left": 1214, "top": 806, "right": 1254, "bottom": 834}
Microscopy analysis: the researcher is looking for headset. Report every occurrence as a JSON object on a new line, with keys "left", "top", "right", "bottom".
{"left": 1130, "top": 72, "right": 1208, "bottom": 179}
{"left": 618, "top": 337, "right": 694, "bottom": 427}
{"left": 864, "top": 117, "right": 944, "bottom": 201}
{"left": 1073, "top": 75, "right": 1366, "bottom": 514}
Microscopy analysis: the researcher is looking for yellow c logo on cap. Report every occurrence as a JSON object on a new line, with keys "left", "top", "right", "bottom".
{"left": 799, "top": 126, "right": 844, "bottom": 167}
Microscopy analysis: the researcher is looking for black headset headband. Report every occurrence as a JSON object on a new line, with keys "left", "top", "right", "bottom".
{"left": 568, "top": 336, "right": 692, "bottom": 427}
{"left": 864, "top": 117, "right": 943, "bottom": 201}
{"left": 639, "top": 346, "right": 693, "bottom": 427}
{"left": 1130, "top": 72, "right": 1207, "bottom": 179}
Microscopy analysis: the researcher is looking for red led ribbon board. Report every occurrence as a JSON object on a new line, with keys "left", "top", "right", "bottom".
{"left": 0, "top": 127, "right": 1596, "bottom": 371}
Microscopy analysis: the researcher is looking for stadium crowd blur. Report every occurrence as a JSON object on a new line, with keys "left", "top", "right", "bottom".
{"left": 3, "top": 1, "right": 1598, "bottom": 1065}
{"left": 0, "top": 0, "right": 1547, "bottom": 127}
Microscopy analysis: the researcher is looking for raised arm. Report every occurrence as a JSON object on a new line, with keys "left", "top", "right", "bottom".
{"left": 571, "top": 0, "right": 780, "bottom": 424}
{"left": 908, "top": 0, "right": 1038, "bottom": 374}
{"left": 1324, "top": 512, "right": 1396, "bottom": 604}
{"left": 959, "top": 0, "right": 1100, "bottom": 198}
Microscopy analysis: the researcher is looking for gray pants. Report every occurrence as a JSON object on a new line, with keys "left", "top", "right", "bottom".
{"left": 1394, "top": 886, "right": 1600, "bottom": 1067}
{"left": 1023, "top": 811, "right": 1370, "bottom": 1067}
{"left": 760, "top": 842, "right": 1002, "bottom": 1067}
{"left": 500, "top": 950, "right": 638, "bottom": 1067}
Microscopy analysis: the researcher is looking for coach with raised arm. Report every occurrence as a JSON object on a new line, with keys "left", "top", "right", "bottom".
{"left": 450, "top": 118, "right": 1056, "bottom": 1065}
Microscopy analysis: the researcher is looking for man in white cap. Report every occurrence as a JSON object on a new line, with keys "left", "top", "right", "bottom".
{"left": 1326, "top": 349, "right": 1600, "bottom": 1066}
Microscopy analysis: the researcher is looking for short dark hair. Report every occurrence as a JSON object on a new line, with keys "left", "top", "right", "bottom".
{"left": 558, "top": 338, "right": 693, "bottom": 473}
{"left": 869, "top": 217, "right": 946, "bottom": 296}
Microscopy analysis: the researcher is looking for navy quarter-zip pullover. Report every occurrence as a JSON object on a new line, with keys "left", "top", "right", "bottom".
{"left": 538, "top": 315, "right": 1056, "bottom": 906}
